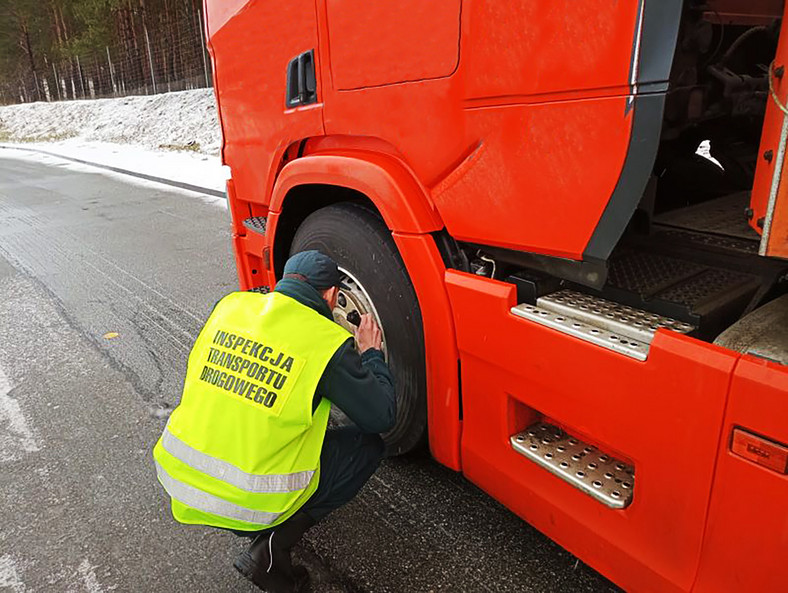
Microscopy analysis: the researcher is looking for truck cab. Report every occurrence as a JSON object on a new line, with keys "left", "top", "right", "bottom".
{"left": 205, "top": 2, "right": 788, "bottom": 591}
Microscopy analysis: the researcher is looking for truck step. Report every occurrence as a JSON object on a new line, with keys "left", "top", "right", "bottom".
{"left": 538, "top": 290, "right": 695, "bottom": 341}
{"left": 511, "top": 290, "right": 695, "bottom": 361}
{"left": 511, "top": 422, "right": 635, "bottom": 509}
{"left": 242, "top": 217, "right": 267, "bottom": 235}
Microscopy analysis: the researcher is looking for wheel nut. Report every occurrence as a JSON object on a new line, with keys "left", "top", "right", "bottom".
{"left": 347, "top": 310, "right": 361, "bottom": 327}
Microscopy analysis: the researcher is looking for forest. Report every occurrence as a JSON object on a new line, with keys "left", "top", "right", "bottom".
{"left": 0, "top": 0, "right": 210, "bottom": 104}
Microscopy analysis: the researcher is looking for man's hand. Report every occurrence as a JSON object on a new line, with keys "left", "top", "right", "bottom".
{"left": 355, "top": 314, "right": 382, "bottom": 353}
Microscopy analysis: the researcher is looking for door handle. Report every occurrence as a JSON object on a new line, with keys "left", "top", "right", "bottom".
{"left": 286, "top": 50, "right": 317, "bottom": 108}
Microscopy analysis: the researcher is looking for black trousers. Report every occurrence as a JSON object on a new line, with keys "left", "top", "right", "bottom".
{"left": 233, "top": 427, "right": 384, "bottom": 537}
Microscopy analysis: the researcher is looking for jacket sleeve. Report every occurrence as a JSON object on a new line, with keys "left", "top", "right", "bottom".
{"left": 316, "top": 339, "right": 396, "bottom": 434}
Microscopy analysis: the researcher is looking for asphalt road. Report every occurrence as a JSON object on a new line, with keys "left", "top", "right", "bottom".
{"left": 0, "top": 152, "right": 620, "bottom": 593}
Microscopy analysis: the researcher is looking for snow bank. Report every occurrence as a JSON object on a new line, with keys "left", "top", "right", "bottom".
{"left": 0, "top": 89, "right": 227, "bottom": 194}
{"left": 0, "top": 89, "right": 221, "bottom": 155}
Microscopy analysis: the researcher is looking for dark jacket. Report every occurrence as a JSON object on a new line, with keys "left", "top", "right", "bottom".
{"left": 274, "top": 278, "right": 396, "bottom": 434}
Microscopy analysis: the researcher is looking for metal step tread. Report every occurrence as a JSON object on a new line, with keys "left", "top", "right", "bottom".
{"left": 511, "top": 302, "right": 651, "bottom": 360}
{"left": 537, "top": 290, "right": 695, "bottom": 342}
{"left": 242, "top": 217, "right": 267, "bottom": 234}
{"left": 654, "top": 228, "right": 758, "bottom": 255}
{"left": 653, "top": 191, "right": 758, "bottom": 240}
{"left": 511, "top": 422, "right": 635, "bottom": 509}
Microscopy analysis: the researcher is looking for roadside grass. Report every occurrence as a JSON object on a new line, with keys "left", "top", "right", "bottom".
{"left": 158, "top": 140, "right": 201, "bottom": 153}
{"left": 0, "top": 127, "right": 78, "bottom": 143}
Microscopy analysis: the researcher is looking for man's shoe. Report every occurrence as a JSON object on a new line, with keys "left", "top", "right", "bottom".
{"left": 233, "top": 531, "right": 290, "bottom": 592}
{"left": 292, "top": 566, "right": 311, "bottom": 592}
{"left": 233, "top": 512, "right": 315, "bottom": 593}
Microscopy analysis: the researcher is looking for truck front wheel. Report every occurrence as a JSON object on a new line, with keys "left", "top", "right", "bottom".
{"left": 289, "top": 202, "right": 427, "bottom": 455}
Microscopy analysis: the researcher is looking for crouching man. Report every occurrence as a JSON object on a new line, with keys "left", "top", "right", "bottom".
{"left": 153, "top": 250, "right": 395, "bottom": 592}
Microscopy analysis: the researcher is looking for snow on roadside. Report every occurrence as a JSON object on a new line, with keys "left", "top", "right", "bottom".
{"left": 1, "top": 140, "right": 227, "bottom": 194}
{"left": 0, "top": 89, "right": 227, "bottom": 195}
{"left": 0, "top": 147, "right": 228, "bottom": 209}
{"left": 0, "top": 89, "right": 221, "bottom": 155}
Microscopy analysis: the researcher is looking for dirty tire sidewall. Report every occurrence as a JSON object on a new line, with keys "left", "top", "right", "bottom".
{"left": 290, "top": 203, "right": 427, "bottom": 455}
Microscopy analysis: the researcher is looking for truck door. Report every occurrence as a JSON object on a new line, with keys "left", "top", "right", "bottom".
{"left": 318, "top": 0, "right": 464, "bottom": 184}
{"left": 205, "top": 0, "right": 323, "bottom": 204}
{"left": 205, "top": 0, "right": 323, "bottom": 287}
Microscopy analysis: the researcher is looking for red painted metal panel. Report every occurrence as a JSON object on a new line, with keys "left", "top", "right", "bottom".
{"left": 326, "top": 0, "right": 461, "bottom": 90}
{"left": 319, "top": 1, "right": 640, "bottom": 259}
{"left": 231, "top": 234, "right": 252, "bottom": 290}
{"left": 693, "top": 357, "right": 788, "bottom": 593}
{"left": 445, "top": 270, "right": 738, "bottom": 593}
{"left": 225, "top": 179, "right": 249, "bottom": 237}
{"left": 461, "top": 1, "right": 639, "bottom": 100}
{"left": 432, "top": 97, "right": 634, "bottom": 258}
{"left": 209, "top": 0, "right": 323, "bottom": 207}
{"left": 392, "top": 233, "right": 461, "bottom": 470}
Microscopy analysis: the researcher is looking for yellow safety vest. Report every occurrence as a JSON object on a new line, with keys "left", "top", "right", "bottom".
{"left": 153, "top": 291, "right": 351, "bottom": 531}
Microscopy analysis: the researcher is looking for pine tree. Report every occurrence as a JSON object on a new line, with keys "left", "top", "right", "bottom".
{"left": 0, "top": 0, "right": 209, "bottom": 104}
{"left": 0, "top": 0, "right": 53, "bottom": 101}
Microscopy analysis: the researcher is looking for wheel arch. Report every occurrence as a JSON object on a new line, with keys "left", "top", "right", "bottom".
{"left": 270, "top": 183, "right": 375, "bottom": 279}
{"left": 269, "top": 150, "right": 443, "bottom": 271}
{"left": 267, "top": 151, "right": 462, "bottom": 468}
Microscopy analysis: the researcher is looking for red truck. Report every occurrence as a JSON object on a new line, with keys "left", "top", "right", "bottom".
{"left": 203, "top": 2, "right": 787, "bottom": 591}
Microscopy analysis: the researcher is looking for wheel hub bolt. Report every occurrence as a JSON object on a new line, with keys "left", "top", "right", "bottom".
{"left": 346, "top": 310, "right": 361, "bottom": 327}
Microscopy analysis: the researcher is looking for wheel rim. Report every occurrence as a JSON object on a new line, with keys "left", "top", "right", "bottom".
{"left": 333, "top": 266, "right": 388, "bottom": 360}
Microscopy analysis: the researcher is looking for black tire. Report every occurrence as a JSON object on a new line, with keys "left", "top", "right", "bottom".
{"left": 290, "top": 202, "right": 427, "bottom": 455}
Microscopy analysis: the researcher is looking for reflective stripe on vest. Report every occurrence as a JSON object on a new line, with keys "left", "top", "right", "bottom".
{"left": 160, "top": 427, "right": 313, "bottom": 493}
{"left": 155, "top": 461, "right": 283, "bottom": 525}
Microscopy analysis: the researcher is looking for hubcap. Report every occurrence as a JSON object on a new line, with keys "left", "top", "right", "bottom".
{"left": 333, "top": 267, "right": 387, "bottom": 360}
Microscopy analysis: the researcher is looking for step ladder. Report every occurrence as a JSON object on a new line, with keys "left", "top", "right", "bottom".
{"left": 511, "top": 289, "right": 696, "bottom": 361}
{"left": 511, "top": 422, "right": 635, "bottom": 509}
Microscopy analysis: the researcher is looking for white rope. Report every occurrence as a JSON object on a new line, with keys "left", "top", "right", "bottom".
{"left": 768, "top": 61, "right": 788, "bottom": 116}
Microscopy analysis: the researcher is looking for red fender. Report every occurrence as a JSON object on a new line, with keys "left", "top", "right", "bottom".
{"left": 270, "top": 150, "right": 443, "bottom": 233}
